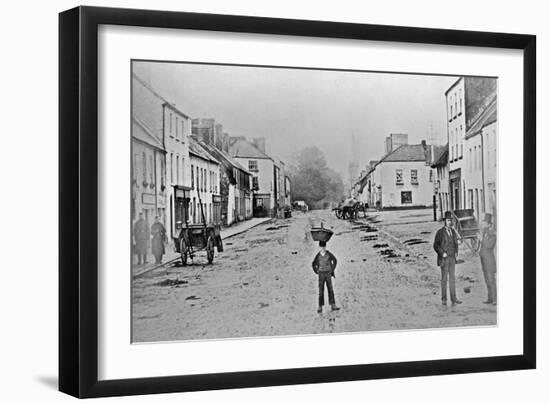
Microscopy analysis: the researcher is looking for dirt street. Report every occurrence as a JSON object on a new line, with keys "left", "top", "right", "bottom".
{"left": 132, "top": 209, "right": 496, "bottom": 343}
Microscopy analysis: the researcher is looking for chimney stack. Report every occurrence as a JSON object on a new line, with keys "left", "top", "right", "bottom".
{"left": 222, "top": 133, "right": 229, "bottom": 153}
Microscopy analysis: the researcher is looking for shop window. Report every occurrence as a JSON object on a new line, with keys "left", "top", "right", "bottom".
{"left": 401, "top": 191, "right": 412, "bottom": 204}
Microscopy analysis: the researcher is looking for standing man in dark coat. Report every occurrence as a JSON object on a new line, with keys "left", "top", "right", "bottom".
{"left": 151, "top": 216, "right": 167, "bottom": 264}
{"left": 433, "top": 211, "right": 462, "bottom": 305}
{"left": 312, "top": 240, "right": 340, "bottom": 313}
{"left": 479, "top": 213, "right": 497, "bottom": 305}
{"left": 133, "top": 212, "right": 149, "bottom": 265}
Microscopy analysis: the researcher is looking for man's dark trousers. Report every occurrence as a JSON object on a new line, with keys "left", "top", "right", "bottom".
{"left": 318, "top": 272, "right": 335, "bottom": 306}
{"left": 440, "top": 256, "right": 457, "bottom": 303}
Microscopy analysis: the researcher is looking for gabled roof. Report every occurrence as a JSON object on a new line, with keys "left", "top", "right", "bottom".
{"left": 355, "top": 143, "right": 431, "bottom": 193}
{"left": 189, "top": 137, "right": 219, "bottom": 165}
{"left": 133, "top": 73, "right": 193, "bottom": 145}
{"left": 229, "top": 137, "right": 272, "bottom": 159}
{"left": 465, "top": 95, "right": 497, "bottom": 139}
{"left": 198, "top": 142, "right": 251, "bottom": 184}
{"left": 380, "top": 144, "right": 428, "bottom": 163}
{"left": 132, "top": 116, "right": 164, "bottom": 151}
{"left": 431, "top": 144, "right": 449, "bottom": 168}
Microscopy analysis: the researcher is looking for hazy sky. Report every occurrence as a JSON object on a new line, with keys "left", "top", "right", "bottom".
{"left": 134, "top": 61, "right": 457, "bottom": 181}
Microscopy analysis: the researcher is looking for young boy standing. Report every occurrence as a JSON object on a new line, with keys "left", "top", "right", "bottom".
{"left": 312, "top": 240, "right": 340, "bottom": 313}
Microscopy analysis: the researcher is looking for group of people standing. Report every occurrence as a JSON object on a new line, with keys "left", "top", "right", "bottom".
{"left": 433, "top": 211, "right": 497, "bottom": 306}
{"left": 311, "top": 210, "right": 497, "bottom": 314}
{"left": 133, "top": 213, "right": 167, "bottom": 265}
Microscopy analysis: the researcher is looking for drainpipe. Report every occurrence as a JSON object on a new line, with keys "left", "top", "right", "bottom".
{"left": 154, "top": 151, "right": 158, "bottom": 214}
{"left": 480, "top": 131, "right": 486, "bottom": 214}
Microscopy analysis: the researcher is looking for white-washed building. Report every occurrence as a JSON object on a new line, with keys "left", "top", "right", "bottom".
{"left": 376, "top": 143, "right": 433, "bottom": 208}
{"left": 188, "top": 137, "right": 221, "bottom": 225}
{"left": 192, "top": 118, "right": 252, "bottom": 225}
{"left": 131, "top": 117, "right": 166, "bottom": 231}
{"left": 464, "top": 94, "right": 497, "bottom": 222}
{"left": 230, "top": 136, "right": 276, "bottom": 217}
{"left": 132, "top": 72, "right": 195, "bottom": 240}
{"left": 199, "top": 141, "right": 252, "bottom": 225}
{"left": 445, "top": 77, "right": 497, "bottom": 211}
{"left": 357, "top": 142, "right": 433, "bottom": 209}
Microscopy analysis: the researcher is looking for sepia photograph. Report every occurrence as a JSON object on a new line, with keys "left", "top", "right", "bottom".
{"left": 130, "top": 60, "right": 498, "bottom": 343}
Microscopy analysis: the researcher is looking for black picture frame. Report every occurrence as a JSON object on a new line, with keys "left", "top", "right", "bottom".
{"left": 59, "top": 6, "right": 536, "bottom": 398}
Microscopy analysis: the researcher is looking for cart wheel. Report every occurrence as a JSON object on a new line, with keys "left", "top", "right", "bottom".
{"left": 206, "top": 236, "right": 215, "bottom": 264}
{"left": 179, "top": 238, "right": 188, "bottom": 266}
{"left": 335, "top": 210, "right": 342, "bottom": 219}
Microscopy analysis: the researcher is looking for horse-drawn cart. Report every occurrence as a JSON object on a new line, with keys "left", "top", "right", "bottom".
{"left": 333, "top": 198, "right": 366, "bottom": 220}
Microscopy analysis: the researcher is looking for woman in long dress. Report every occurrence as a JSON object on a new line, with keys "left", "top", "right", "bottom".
{"left": 151, "top": 216, "right": 166, "bottom": 264}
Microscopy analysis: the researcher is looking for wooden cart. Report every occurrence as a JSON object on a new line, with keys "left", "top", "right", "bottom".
{"left": 173, "top": 188, "right": 223, "bottom": 266}
{"left": 451, "top": 209, "right": 481, "bottom": 253}
{"left": 174, "top": 223, "right": 223, "bottom": 266}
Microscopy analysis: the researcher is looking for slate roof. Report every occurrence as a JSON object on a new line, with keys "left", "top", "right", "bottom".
{"left": 465, "top": 95, "right": 497, "bottom": 139}
{"left": 189, "top": 137, "right": 219, "bottom": 164}
{"left": 431, "top": 144, "right": 449, "bottom": 167}
{"left": 132, "top": 117, "right": 164, "bottom": 151}
{"left": 132, "top": 73, "right": 190, "bottom": 141}
{"left": 380, "top": 144, "right": 428, "bottom": 162}
{"left": 357, "top": 168, "right": 374, "bottom": 192}
{"left": 198, "top": 142, "right": 251, "bottom": 184}
{"left": 229, "top": 137, "right": 272, "bottom": 159}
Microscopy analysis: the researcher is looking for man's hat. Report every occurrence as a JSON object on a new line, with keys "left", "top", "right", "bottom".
{"left": 444, "top": 211, "right": 453, "bottom": 220}
{"left": 484, "top": 213, "right": 493, "bottom": 224}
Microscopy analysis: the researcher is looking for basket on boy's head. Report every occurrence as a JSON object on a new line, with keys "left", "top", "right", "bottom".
{"left": 310, "top": 223, "right": 333, "bottom": 243}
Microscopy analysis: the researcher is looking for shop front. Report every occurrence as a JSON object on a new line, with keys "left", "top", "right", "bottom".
{"left": 172, "top": 185, "right": 191, "bottom": 237}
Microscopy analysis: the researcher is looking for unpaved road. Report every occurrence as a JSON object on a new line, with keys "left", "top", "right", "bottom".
{"left": 132, "top": 209, "right": 496, "bottom": 343}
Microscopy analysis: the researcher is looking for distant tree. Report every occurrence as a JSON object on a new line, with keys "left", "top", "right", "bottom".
{"left": 324, "top": 169, "right": 345, "bottom": 207}
{"left": 289, "top": 147, "right": 344, "bottom": 209}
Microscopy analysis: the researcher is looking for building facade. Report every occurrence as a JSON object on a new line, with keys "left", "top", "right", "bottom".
{"left": 431, "top": 144, "right": 450, "bottom": 220}
{"left": 163, "top": 104, "right": 193, "bottom": 238}
{"left": 464, "top": 94, "right": 497, "bottom": 222}
{"left": 230, "top": 136, "right": 276, "bottom": 217}
{"left": 199, "top": 141, "right": 252, "bottom": 225}
{"left": 445, "top": 77, "right": 497, "bottom": 211}
{"left": 188, "top": 137, "right": 221, "bottom": 225}
{"left": 132, "top": 72, "right": 197, "bottom": 240}
{"left": 192, "top": 119, "right": 253, "bottom": 225}
{"left": 131, "top": 117, "right": 167, "bottom": 232}
{"left": 356, "top": 142, "right": 433, "bottom": 209}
